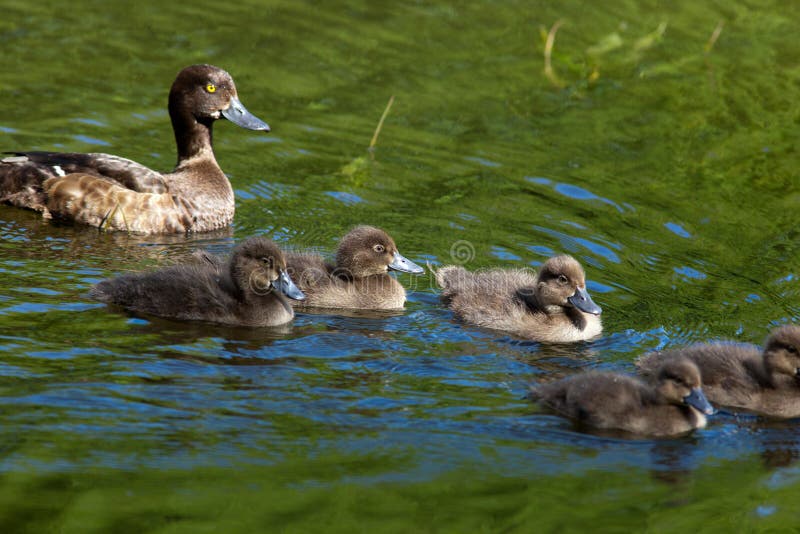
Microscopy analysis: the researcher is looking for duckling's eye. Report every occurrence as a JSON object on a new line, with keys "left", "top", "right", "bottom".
{"left": 788, "top": 345, "right": 799, "bottom": 355}
{"left": 206, "top": 83, "right": 217, "bottom": 93}
{"left": 261, "top": 257, "right": 274, "bottom": 269}
{"left": 373, "top": 244, "right": 385, "bottom": 253}
{"left": 557, "top": 274, "right": 568, "bottom": 284}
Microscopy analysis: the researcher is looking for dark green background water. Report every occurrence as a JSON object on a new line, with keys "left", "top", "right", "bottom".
{"left": 2, "top": 0, "right": 800, "bottom": 531}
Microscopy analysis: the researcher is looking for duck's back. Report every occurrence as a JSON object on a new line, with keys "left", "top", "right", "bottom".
{"left": 285, "top": 252, "right": 333, "bottom": 289}
{"left": 285, "top": 252, "right": 405, "bottom": 309}
{"left": 637, "top": 343, "right": 761, "bottom": 405}
{"left": 638, "top": 343, "right": 800, "bottom": 417}
{"left": 1, "top": 152, "right": 168, "bottom": 210}
{"left": 437, "top": 266, "right": 535, "bottom": 318}
{"left": 91, "top": 264, "right": 237, "bottom": 322}
{"left": 533, "top": 372, "right": 699, "bottom": 436}
{"left": 534, "top": 372, "right": 645, "bottom": 423}
{"left": 436, "top": 266, "right": 600, "bottom": 342}
{"left": 9, "top": 152, "right": 167, "bottom": 190}
{"left": 4, "top": 153, "right": 234, "bottom": 234}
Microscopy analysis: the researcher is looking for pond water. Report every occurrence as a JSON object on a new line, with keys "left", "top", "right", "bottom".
{"left": 2, "top": 0, "right": 800, "bottom": 531}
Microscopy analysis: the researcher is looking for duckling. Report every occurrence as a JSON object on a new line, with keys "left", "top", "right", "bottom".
{"left": 91, "top": 237, "right": 305, "bottom": 326}
{"left": 433, "top": 255, "right": 602, "bottom": 342}
{"left": 1, "top": 64, "right": 269, "bottom": 234}
{"left": 636, "top": 325, "right": 800, "bottom": 418}
{"left": 531, "top": 358, "right": 714, "bottom": 437}
{"left": 284, "top": 226, "right": 424, "bottom": 310}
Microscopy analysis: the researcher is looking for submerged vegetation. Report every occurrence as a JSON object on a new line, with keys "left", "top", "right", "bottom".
{"left": 540, "top": 17, "right": 725, "bottom": 91}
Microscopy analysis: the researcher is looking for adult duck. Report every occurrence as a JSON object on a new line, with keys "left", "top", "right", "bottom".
{"left": 531, "top": 358, "right": 715, "bottom": 437}
{"left": 284, "top": 226, "right": 424, "bottom": 310}
{"left": 0, "top": 64, "right": 269, "bottom": 234}
{"left": 637, "top": 325, "right": 800, "bottom": 418}
{"left": 434, "top": 255, "right": 602, "bottom": 342}
{"left": 91, "top": 237, "right": 305, "bottom": 326}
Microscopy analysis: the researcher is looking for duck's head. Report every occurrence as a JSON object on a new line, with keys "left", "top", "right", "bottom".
{"left": 334, "top": 226, "right": 424, "bottom": 278}
{"left": 763, "top": 325, "right": 800, "bottom": 379}
{"left": 169, "top": 64, "right": 270, "bottom": 131}
{"left": 230, "top": 237, "right": 305, "bottom": 301}
{"left": 534, "top": 255, "right": 602, "bottom": 315}
{"left": 655, "top": 358, "right": 715, "bottom": 415}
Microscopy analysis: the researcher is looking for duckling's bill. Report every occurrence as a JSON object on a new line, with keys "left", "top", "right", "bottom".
{"left": 275, "top": 270, "right": 305, "bottom": 300}
{"left": 684, "top": 387, "right": 715, "bottom": 415}
{"left": 388, "top": 251, "right": 424, "bottom": 274}
{"left": 568, "top": 286, "right": 602, "bottom": 315}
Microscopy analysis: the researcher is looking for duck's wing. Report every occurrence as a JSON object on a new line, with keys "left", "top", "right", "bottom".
{"left": 2, "top": 151, "right": 168, "bottom": 196}
{"left": 43, "top": 173, "right": 194, "bottom": 234}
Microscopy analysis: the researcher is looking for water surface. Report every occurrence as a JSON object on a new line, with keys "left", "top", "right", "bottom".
{"left": 2, "top": 1, "right": 800, "bottom": 531}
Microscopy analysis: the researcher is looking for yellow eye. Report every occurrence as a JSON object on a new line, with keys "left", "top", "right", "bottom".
{"left": 206, "top": 83, "right": 217, "bottom": 93}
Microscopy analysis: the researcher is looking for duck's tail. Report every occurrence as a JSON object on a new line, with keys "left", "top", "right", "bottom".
{"left": 0, "top": 154, "right": 53, "bottom": 212}
{"left": 428, "top": 263, "right": 466, "bottom": 290}
{"left": 89, "top": 279, "right": 115, "bottom": 303}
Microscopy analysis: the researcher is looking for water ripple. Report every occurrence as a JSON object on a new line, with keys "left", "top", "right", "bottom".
{"left": 526, "top": 176, "right": 628, "bottom": 213}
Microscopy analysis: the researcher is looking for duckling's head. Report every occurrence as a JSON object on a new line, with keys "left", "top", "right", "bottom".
{"left": 334, "top": 226, "right": 424, "bottom": 278}
{"left": 230, "top": 237, "right": 305, "bottom": 301}
{"left": 763, "top": 325, "right": 800, "bottom": 379}
{"left": 655, "top": 359, "right": 715, "bottom": 415}
{"left": 534, "top": 255, "right": 602, "bottom": 315}
{"left": 169, "top": 64, "right": 269, "bottom": 131}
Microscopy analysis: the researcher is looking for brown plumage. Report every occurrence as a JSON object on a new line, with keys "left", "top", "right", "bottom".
{"left": 531, "top": 358, "right": 715, "bottom": 437}
{"left": 1, "top": 64, "right": 269, "bottom": 234}
{"left": 284, "top": 226, "right": 424, "bottom": 310}
{"left": 433, "top": 255, "right": 602, "bottom": 342}
{"left": 636, "top": 325, "right": 800, "bottom": 418}
{"left": 91, "top": 237, "right": 305, "bottom": 326}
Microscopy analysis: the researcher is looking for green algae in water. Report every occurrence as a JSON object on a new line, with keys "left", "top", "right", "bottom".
{"left": 2, "top": 0, "right": 800, "bottom": 531}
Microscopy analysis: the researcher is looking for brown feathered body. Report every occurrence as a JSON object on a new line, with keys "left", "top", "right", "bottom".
{"left": 285, "top": 226, "right": 423, "bottom": 310}
{"left": 91, "top": 238, "right": 296, "bottom": 327}
{"left": 286, "top": 252, "right": 406, "bottom": 309}
{"left": 434, "top": 255, "right": 602, "bottom": 342}
{"left": 637, "top": 325, "right": 800, "bottom": 418}
{"left": 1, "top": 64, "right": 268, "bottom": 234}
{"left": 532, "top": 359, "right": 711, "bottom": 437}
